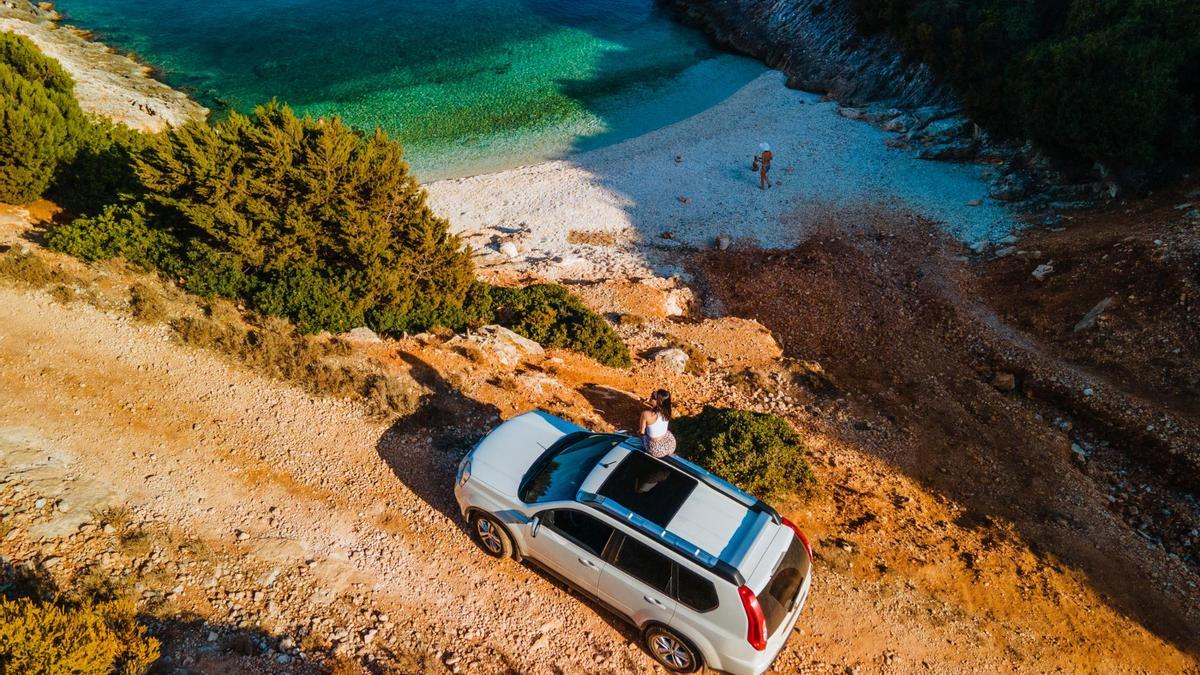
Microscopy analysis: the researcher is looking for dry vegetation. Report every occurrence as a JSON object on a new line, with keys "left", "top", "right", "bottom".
{"left": 0, "top": 245, "right": 423, "bottom": 421}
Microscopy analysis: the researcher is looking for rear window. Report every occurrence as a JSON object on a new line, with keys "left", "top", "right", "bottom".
{"left": 675, "top": 565, "right": 718, "bottom": 612}
{"left": 758, "top": 536, "right": 810, "bottom": 635}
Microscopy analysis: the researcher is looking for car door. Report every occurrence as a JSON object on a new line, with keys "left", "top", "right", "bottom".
{"left": 525, "top": 508, "right": 614, "bottom": 592}
{"left": 596, "top": 532, "right": 678, "bottom": 627}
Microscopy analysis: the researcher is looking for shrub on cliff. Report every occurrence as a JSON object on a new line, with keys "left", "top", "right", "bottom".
{"left": 0, "top": 596, "right": 159, "bottom": 674}
{"left": 851, "top": 0, "right": 1200, "bottom": 171}
{"left": 488, "top": 284, "right": 631, "bottom": 367}
{"left": 0, "top": 32, "right": 91, "bottom": 204}
{"left": 673, "top": 406, "right": 815, "bottom": 501}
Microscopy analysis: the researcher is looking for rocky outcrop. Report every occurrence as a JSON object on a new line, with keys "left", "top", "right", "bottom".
{"left": 661, "top": 0, "right": 952, "bottom": 108}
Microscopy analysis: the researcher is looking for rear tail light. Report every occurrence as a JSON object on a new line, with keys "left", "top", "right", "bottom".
{"left": 737, "top": 585, "right": 767, "bottom": 651}
{"left": 782, "top": 516, "right": 813, "bottom": 561}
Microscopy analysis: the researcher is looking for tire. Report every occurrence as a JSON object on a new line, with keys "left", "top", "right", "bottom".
{"left": 644, "top": 625, "right": 703, "bottom": 673}
{"left": 469, "top": 512, "right": 513, "bottom": 559}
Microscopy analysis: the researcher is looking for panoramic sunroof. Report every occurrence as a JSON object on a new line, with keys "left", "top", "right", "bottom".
{"left": 597, "top": 452, "right": 697, "bottom": 527}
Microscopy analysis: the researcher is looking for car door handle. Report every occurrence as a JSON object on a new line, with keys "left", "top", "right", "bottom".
{"left": 643, "top": 595, "right": 665, "bottom": 607}
{"left": 578, "top": 558, "right": 598, "bottom": 569}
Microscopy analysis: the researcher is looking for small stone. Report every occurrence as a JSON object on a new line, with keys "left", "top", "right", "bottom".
{"left": 207, "top": 631, "right": 219, "bottom": 642}
{"left": 499, "top": 242, "right": 519, "bottom": 259}
{"left": 1032, "top": 263, "right": 1054, "bottom": 281}
{"left": 966, "top": 198, "right": 982, "bottom": 207}
{"left": 34, "top": 498, "right": 46, "bottom": 509}
{"left": 715, "top": 234, "right": 731, "bottom": 251}
{"left": 1072, "top": 297, "right": 1114, "bottom": 333}
{"left": 990, "top": 372, "right": 1016, "bottom": 393}
{"left": 236, "top": 531, "right": 249, "bottom": 541}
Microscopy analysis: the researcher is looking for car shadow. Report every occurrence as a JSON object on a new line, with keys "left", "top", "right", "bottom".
{"left": 376, "top": 353, "right": 503, "bottom": 526}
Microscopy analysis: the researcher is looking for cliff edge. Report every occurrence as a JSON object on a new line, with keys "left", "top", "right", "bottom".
{"left": 662, "top": 0, "right": 950, "bottom": 108}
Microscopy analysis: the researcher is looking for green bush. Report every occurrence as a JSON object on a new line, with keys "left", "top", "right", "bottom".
{"left": 673, "top": 406, "right": 815, "bottom": 501}
{"left": 488, "top": 284, "right": 631, "bottom": 367}
{"left": 0, "top": 596, "right": 159, "bottom": 674}
{"left": 851, "top": 0, "right": 1200, "bottom": 171}
{"left": 0, "top": 32, "right": 91, "bottom": 204}
{"left": 50, "top": 119, "right": 152, "bottom": 216}
{"left": 45, "top": 201, "right": 179, "bottom": 267}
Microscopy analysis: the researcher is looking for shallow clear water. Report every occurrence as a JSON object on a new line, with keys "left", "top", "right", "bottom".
{"left": 54, "top": 0, "right": 765, "bottom": 179}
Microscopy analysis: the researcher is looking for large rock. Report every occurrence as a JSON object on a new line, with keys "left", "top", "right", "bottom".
{"left": 450, "top": 325, "right": 544, "bottom": 366}
{"left": 652, "top": 347, "right": 689, "bottom": 374}
{"left": 343, "top": 326, "right": 382, "bottom": 343}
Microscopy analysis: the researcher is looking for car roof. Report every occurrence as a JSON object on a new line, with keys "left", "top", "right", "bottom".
{"left": 577, "top": 441, "right": 781, "bottom": 584}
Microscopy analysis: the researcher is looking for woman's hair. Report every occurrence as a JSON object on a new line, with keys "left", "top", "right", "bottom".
{"left": 649, "top": 389, "right": 672, "bottom": 420}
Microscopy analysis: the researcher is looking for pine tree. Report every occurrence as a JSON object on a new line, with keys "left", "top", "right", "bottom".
{"left": 135, "top": 102, "right": 474, "bottom": 332}
{"left": 0, "top": 32, "right": 90, "bottom": 204}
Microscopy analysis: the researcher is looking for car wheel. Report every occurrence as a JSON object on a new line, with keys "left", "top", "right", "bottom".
{"left": 470, "top": 512, "right": 513, "bottom": 559}
{"left": 644, "top": 625, "right": 702, "bottom": 673}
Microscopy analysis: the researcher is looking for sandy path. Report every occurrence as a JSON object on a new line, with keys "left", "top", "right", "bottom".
{"left": 427, "top": 71, "right": 1014, "bottom": 281}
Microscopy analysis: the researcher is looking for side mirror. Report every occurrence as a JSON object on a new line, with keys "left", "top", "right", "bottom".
{"left": 530, "top": 516, "right": 542, "bottom": 538}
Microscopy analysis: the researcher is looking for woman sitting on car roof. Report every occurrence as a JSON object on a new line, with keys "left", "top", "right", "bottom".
{"left": 639, "top": 389, "right": 676, "bottom": 458}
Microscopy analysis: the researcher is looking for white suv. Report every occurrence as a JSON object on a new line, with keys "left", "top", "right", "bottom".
{"left": 454, "top": 411, "right": 813, "bottom": 674}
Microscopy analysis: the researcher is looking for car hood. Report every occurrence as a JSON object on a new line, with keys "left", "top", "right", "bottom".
{"left": 469, "top": 411, "right": 585, "bottom": 495}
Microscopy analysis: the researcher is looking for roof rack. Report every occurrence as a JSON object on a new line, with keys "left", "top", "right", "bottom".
{"left": 578, "top": 490, "right": 745, "bottom": 586}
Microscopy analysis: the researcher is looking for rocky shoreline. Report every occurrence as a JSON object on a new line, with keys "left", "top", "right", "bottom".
{"left": 0, "top": 0, "right": 205, "bottom": 132}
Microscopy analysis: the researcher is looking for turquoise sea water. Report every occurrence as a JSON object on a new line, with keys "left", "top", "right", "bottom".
{"left": 53, "top": 0, "right": 765, "bottom": 179}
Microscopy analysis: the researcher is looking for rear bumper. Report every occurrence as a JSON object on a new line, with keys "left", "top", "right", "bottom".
{"left": 716, "top": 569, "right": 812, "bottom": 675}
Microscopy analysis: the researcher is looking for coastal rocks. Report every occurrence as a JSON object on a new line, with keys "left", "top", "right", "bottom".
{"left": 449, "top": 325, "right": 544, "bottom": 367}
{"left": 662, "top": 0, "right": 952, "bottom": 108}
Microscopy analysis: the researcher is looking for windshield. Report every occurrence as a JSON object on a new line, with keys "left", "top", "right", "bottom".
{"left": 519, "top": 434, "right": 622, "bottom": 503}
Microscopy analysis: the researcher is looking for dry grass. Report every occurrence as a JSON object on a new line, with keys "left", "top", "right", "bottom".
{"left": 173, "top": 302, "right": 422, "bottom": 420}
{"left": 617, "top": 312, "right": 648, "bottom": 327}
{"left": 0, "top": 247, "right": 58, "bottom": 287}
{"left": 567, "top": 230, "right": 619, "bottom": 247}
{"left": 128, "top": 282, "right": 169, "bottom": 323}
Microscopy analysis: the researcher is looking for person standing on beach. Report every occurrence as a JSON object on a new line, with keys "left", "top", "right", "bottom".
{"left": 751, "top": 142, "right": 773, "bottom": 190}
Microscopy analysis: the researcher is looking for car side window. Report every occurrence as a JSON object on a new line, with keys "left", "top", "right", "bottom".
{"left": 611, "top": 535, "right": 672, "bottom": 593}
{"left": 675, "top": 565, "right": 719, "bottom": 612}
{"left": 544, "top": 510, "right": 613, "bottom": 557}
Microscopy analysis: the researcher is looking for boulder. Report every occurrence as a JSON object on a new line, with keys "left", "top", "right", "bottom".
{"left": 450, "top": 325, "right": 544, "bottom": 366}
{"left": 343, "top": 327, "right": 382, "bottom": 343}
{"left": 652, "top": 348, "right": 689, "bottom": 374}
